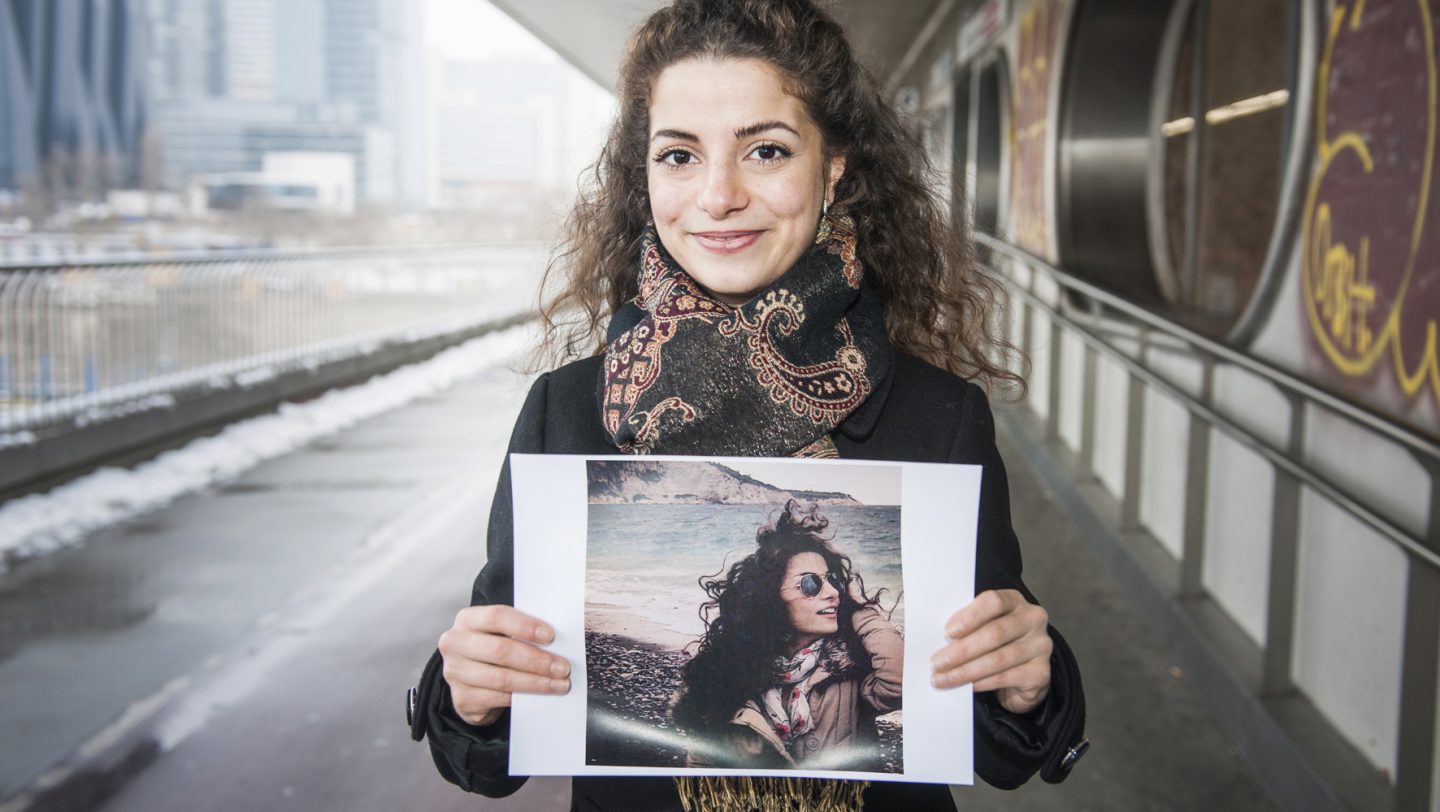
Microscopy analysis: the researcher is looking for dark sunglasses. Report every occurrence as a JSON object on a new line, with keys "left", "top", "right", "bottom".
{"left": 797, "top": 571, "right": 849, "bottom": 598}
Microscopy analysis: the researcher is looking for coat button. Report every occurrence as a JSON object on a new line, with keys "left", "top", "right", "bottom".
{"left": 806, "top": 736, "right": 819, "bottom": 751}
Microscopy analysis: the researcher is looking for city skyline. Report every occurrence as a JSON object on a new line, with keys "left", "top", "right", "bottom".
{"left": 0, "top": 0, "right": 615, "bottom": 216}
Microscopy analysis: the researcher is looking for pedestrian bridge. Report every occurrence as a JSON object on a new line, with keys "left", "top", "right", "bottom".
{"left": 0, "top": 233, "right": 1429, "bottom": 812}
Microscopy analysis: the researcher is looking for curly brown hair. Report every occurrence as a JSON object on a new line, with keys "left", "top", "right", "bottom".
{"left": 672, "top": 501, "right": 881, "bottom": 743}
{"left": 536, "top": 0, "right": 1022, "bottom": 394}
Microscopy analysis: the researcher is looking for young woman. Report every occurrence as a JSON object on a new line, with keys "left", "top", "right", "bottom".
{"left": 673, "top": 499, "right": 903, "bottom": 776}
{"left": 408, "top": 1, "right": 1086, "bottom": 809}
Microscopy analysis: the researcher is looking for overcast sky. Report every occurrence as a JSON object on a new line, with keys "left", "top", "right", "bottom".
{"left": 426, "top": 0, "right": 556, "bottom": 61}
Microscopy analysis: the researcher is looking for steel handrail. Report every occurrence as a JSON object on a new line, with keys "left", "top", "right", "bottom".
{"left": 975, "top": 232, "right": 1438, "bottom": 462}
{"left": 998, "top": 272, "right": 1440, "bottom": 571}
{"left": 0, "top": 245, "right": 540, "bottom": 437}
{"left": 0, "top": 241, "right": 545, "bottom": 273}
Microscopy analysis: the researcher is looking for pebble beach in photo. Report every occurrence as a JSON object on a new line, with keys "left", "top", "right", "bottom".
{"left": 583, "top": 616, "right": 905, "bottom": 773}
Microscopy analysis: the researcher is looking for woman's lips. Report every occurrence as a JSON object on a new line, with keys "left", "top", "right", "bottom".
{"left": 818, "top": 607, "right": 837, "bottom": 616}
{"left": 691, "top": 230, "right": 763, "bottom": 253}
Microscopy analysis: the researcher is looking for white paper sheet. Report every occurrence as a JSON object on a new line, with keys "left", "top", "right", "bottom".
{"left": 509, "top": 454, "right": 977, "bottom": 785}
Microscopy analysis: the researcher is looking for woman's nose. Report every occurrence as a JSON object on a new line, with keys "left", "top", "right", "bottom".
{"left": 696, "top": 163, "right": 747, "bottom": 217}
{"left": 819, "top": 580, "right": 840, "bottom": 600}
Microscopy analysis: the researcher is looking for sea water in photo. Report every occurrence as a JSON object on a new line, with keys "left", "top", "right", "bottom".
{"left": 585, "top": 503, "right": 904, "bottom": 649}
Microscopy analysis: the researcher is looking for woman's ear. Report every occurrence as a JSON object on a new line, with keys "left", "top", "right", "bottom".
{"left": 826, "top": 155, "right": 847, "bottom": 204}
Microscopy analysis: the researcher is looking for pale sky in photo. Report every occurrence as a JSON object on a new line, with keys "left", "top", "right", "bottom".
{"left": 721, "top": 460, "right": 903, "bottom": 506}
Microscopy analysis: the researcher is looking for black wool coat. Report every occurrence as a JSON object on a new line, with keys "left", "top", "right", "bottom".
{"left": 409, "top": 352, "right": 1087, "bottom": 812}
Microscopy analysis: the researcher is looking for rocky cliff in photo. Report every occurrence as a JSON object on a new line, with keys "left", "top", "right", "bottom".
{"left": 586, "top": 460, "right": 861, "bottom": 506}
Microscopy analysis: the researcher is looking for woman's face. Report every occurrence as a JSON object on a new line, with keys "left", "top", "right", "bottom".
{"left": 780, "top": 551, "right": 840, "bottom": 644}
{"left": 646, "top": 57, "right": 846, "bottom": 306}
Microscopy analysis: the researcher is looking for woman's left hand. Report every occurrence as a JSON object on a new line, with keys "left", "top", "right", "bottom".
{"left": 930, "top": 589, "right": 1052, "bottom": 714}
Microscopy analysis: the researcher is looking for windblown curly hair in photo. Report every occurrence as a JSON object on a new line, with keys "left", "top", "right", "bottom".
{"left": 534, "top": 0, "right": 1023, "bottom": 396}
{"left": 671, "top": 500, "right": 883, "bottom": 736}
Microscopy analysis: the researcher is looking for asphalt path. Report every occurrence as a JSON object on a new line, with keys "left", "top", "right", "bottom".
{"left": 93, "top": 360, "right": 571, "bottom": 812}
{"left": 1, "top": 361, "right": 567, "bottom": 811}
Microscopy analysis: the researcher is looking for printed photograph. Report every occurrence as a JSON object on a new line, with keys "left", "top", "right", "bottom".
{"left": 583, "top": 459, "right": 904, "bottom": 774}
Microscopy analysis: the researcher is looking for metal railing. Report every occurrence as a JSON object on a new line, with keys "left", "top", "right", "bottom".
{"left": 978, "top": 232, "right": 1438, "bottom": 811}
{"left": 0, "top": 244, "right": 542, "bottom": 440}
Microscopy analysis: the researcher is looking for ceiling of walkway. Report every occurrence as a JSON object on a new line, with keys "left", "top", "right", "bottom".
{"left": 487, "top": 0, "right": 950, "bottom": 90}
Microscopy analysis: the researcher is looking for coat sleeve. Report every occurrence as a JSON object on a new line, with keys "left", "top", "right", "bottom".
{"left": 853, "top": 606, "right": 904, "bottom": 714}
{"left": 953, "top": 385, "right": 1088, "bottom": 789}
{"left": 407, "top": 372, "right": 551, "bottom": 798}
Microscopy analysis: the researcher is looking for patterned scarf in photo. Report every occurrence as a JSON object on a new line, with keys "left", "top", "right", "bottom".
{"left": 762, "top": 638, "right": 832, "bottom": 757}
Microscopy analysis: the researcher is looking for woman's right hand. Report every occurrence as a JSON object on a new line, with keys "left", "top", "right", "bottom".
{"left": 438, "top": 605, "right": 572, "bottom": 727}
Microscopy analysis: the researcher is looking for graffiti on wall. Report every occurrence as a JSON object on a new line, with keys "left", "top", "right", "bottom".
{"left": 1301, "top": 0, "right": 1439, "bottom": 426}
{"left": 1008, "top": 0, "right": 1067, "bottom": 258}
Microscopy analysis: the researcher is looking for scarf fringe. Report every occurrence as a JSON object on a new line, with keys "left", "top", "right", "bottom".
{"left": 673, "top": 776, "right": 869, "bottom": 812}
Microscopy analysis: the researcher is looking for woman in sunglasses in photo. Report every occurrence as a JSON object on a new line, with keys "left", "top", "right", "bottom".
{"left": 673, "top": 500, "right": 903, "bottom": 777}
{"left": 410, "top": 0, "right": 1086, "bottom": 809}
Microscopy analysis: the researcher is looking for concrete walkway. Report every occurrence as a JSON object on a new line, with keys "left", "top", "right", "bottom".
{"left": 0, "top": 357, "right": 1273, "bottom": 811}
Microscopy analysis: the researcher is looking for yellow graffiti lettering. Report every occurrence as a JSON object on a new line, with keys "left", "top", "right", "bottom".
{"left": 1310, "top": 204, "right": 1375, "bottom": 354}
{"left": 1300, "top": 0, "right": 1439, "bottom": 401}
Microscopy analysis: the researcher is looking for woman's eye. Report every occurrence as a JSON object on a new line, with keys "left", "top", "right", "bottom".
{"left": 655, "top": 149, "right": 695, "bottom": 167}
{"left": 751, "top": 143, "right": 792, "bottom": 163}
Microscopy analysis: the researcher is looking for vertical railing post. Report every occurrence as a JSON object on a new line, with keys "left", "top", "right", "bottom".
{"left": 1078, "top": 301, "right": 1100, "bottom": 478}
{"left": 1263, "top": 394, "right": 1306, "bottom": 695}
{"left": 990, "top": 253, "right": 1016, "bottom": 376}
{"left": 1121, "top": 327, "right": 1150, "bottom": 531}
{"left": 1047, "top": 304, "right": 1063, "bottom": 441}
{"left": 1393, "top": 458, "right": 1440, "bottom": 811}
{"left": 1179, "top": 356, "right": 1215, "bottom": 599}
{"left": 1022, "top": 264, "right": 1037, "bottom": 393}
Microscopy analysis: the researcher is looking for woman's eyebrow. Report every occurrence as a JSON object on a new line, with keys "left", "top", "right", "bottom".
{"left": 650, "top": 128, "right": 698, "bottom": 142}
{"left": 734, "top": 120, "right": 799, "bottom": 139}
{"left": 649, "top": 122, "right": 801, "bottom": 143}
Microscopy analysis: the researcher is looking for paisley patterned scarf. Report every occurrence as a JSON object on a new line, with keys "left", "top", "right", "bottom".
{"left": 600, "top": 211, "right": 888, "bottom": 811}
{"left": 599, "top": 210, "right": 893, "bottom": 459}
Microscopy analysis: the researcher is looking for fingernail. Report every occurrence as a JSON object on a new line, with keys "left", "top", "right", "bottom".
{"left": 550, "top": 660, "right": 570, "bottom": 678}
{"left": 551, "top": 678, "right": 570, "bottom": 693}
{"left": 535, "top": 625, "right": 554, "bottom": 643}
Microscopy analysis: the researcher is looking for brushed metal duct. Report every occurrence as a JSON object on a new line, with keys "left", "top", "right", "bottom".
{"left": 951, "top": 67, "right": 971, "bottom": 231}
{"left": 1056, "top": 0, "right": 1178, "bottom": 305}
{"left": 974, "top": 59, "right": 1006, "bottom": 237}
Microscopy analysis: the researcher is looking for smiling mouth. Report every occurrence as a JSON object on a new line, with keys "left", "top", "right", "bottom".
{"left": 817, "top": 607, "right": 837, "bottom": 616}
{"left": 691, "top": 230, "right": 763, "bottom": 253}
